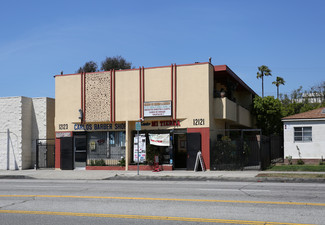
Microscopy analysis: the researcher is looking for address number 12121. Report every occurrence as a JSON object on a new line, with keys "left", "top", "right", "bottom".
{"left": 193, "top": 119, "right": 205, "bottom": 125}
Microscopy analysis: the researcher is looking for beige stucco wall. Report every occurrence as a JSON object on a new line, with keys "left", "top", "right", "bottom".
{"left": 55, "top": 74, "right": 81, "bottom": 131}
{"left": 176, "top": 64, "right": 210, "bottom": 128}
{"left": 55, "top": 64, "right": 254, "bottom": 134}
{"left": 115, "top": 70, "right": 140, "bottom": 122}
{"left": 238, "top": 105, "right": 251, "bottom": 127}
{"left": 144, "top": 67, "right": 171, "bottom": 102}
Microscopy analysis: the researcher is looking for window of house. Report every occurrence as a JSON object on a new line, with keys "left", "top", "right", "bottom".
{"left": 294, "top": 127, "right": 312, "bottom": 142}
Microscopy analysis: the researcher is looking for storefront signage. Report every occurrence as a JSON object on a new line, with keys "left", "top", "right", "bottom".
{"left": 73, "top": 123, "right": 126, "bottom": 131}
{"left": 151, "top": 120, "right": 180, "bottom": 127}
{"left": 149, "top": 133, "right": 170, "bottom": 146}
{"left": 56, "top": 132, "right": 72, "bottom": 138}
{"left": 141, "top": 122, "right": 151, "bottom": 126}
{"left": 144, "top": 101, "right": 172, "bottom": 117}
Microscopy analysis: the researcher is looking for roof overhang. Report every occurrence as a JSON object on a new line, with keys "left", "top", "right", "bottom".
{"left": 214, "top": 65, "right": 257, "bottom": 96}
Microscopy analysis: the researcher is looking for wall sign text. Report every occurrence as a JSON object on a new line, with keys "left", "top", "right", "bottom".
{"left": 58, "top": 124, "right": 68, "bottom": 130}
{"left": 193, "top": 119, "right": 205, "bottom": 126}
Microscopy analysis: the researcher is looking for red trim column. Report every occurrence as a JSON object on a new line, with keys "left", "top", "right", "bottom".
{"left": 174, "top": 64, "right": 177, "bottom": 121}
{"left": 81, "top": 72, "right": 83, "bottom": 123}
{"left": 55, "top": 137, "right": 61, "bottom": 169}
{"left": 171, "top": 64, "right": 174, "bottom": 119}
{"left": 110, "top": 70, "right": 113, "bottom": 123}
{"left": 142, "top": 66, "right": 145, "bottom": 118}
{"left": 113, "top": 69, "right": 116, "bottom": 122}
{"left": 83, "top": 72, "right": 86, "bottom": 123}
{"left": 187, "top": 128, "right": 210, "bottom": 170}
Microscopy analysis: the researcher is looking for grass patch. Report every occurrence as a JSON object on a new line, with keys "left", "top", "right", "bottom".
{"left": 257, "top": 173, "right": 325, "bottom": 179}
{"left": 268, "top": 164, "right": 325, "bottom": 172}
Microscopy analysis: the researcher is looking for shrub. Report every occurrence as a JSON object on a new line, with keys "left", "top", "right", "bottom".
{"left": 285, "top": 155, "right": 292, "bottom": 165}
{"left": 118, "top": 157, "right": 126, "bottom": 167}
{"left": 90, "top": 159, "right": 106, "bottom": 166}
{"left": 297, "top": 159, "right": 305, "bottom": 165}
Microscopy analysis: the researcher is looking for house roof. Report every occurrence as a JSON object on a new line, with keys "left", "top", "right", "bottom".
{"left": 282, "top": 107, "right": 325, "bottom": 120}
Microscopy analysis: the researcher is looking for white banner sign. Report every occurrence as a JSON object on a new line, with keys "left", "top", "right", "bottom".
{"left": 144, "top": 101, "right": 172, "bottom": 117}
{"left": 149, "top": 133, "right": 170, "bottom": 146}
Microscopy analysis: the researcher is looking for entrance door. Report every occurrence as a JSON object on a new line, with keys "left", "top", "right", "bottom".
{"left": 74, "top": 135, "right": 87, "bottom": 169}
{"left": 174, "top": 134, "right": 187, "bottom": 168}
{"left": 60, "top": 137, "right": 73, "bottom": 170}
{"left": 186, "top": 133, "right": 201, "bottom": 170}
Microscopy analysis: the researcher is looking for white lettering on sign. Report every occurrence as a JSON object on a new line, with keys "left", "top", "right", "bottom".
{"left": 56, "top": 132, "right": 71, "bottom": 138}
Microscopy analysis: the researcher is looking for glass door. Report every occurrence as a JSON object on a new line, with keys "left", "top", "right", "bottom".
{"left": 74, "top": 135, "right": 87, "bottom": 169}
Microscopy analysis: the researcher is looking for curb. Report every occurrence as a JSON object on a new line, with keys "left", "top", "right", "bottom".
{"left": 0, "top": 175, "right": 34, "bottom": 179}
{"left": 1, "top": 175, "right": 324, "bottom": 183}
{"left": 105, "top": 175, "right": 325, "bottom": 183}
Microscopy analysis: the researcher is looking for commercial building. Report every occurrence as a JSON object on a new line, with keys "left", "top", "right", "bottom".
{"left": 55, "top": 62, "right": 256, "bottom": 170}
{"left": 0, "top": 97, "right": 55, "bottom": 170}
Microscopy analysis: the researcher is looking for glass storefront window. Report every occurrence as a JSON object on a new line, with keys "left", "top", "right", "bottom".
{"left": 87, "top": 131, "right": 126, "bottom": 165}
{"left": 109, "top": 131, "right": 125, "bottom": 147}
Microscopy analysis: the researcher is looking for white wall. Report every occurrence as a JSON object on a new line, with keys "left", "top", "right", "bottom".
{"left": 0, "top": 97, "right": 54, "bottom": 170}
{"left": 0, "top": 97, "right": 24, "bottom": 170}
{"left": 283, "top": 120, "right": 325, "bottom": 159}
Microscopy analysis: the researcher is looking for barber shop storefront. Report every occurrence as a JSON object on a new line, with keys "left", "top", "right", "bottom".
{"left": 54, "top": 62, "right": 256, "bottom": 171}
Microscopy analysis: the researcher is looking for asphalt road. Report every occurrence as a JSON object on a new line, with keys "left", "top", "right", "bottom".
{"left": 0, "top": 179, "right": 325, "bottom": 225}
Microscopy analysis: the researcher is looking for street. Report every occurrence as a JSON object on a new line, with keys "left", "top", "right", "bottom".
{"left": 0, "top": 179, "right": 325, "bottom": 225}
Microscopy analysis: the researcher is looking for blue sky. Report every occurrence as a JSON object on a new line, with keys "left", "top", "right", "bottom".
{"left": 0, "top": 0, "right": 324, "bottom": 98}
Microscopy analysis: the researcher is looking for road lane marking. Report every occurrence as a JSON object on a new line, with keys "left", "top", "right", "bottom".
{"left": 199, "top": 189, "right": 270, "bottom": 192}
{"left": 0, "top": 194, "right": 325, "bottom": 207}
{"left": 0, "top": 209, "right": 316, "bottom": 225}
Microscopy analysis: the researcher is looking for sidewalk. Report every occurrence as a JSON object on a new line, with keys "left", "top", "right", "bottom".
{"left": 0, "top": 169, "right": 325, "bottom": 183}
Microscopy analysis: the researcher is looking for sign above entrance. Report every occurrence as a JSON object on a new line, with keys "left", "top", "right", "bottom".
{"left": 56, "top": 132, "right": 72, "bottom": 138}
{"left": 144, "top": 101, "right": 172, "bottom": 117}
{"left": 73, "top": 123, "right": 126, "bottom": 131}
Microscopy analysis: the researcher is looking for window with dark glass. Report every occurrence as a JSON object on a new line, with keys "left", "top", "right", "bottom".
{"left": 294, "top": 127, "right": 312, "bottom": 142}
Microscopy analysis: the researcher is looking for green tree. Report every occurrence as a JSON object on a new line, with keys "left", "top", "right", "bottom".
{"left": 101, "top": 55, "right": 132, "bottom": 71}
{"left": 280, "top": 84, "right": 325, "bottom": 117}
{"left": 253, "top": 96, "right": 283, "bottom": 135}
{"left": 272, "top": 76, "right": 285, "bottom": 99}
{"left": 257, "top": 65, "right": 272, "bottom": 98}
{"left": 76, "top": 61, "right": 98, "bottom": 73}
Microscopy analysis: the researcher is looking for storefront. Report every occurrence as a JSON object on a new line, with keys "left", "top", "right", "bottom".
{"left": 54, "top": 62, "right": 256, "bottom": 170}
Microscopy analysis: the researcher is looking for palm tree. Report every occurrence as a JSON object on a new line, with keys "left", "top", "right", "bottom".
{"left": 257, "top": 65, "right": 272, "bottom": 98}
{"left": 272, "top": 76, "right": 285, "bottom": 99}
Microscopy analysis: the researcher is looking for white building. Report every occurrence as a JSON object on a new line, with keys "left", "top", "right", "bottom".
{"left": 0, "top": 97, "right": 55, "bottom": 170}
{"left": 282, "top": 107, "right": 325, "bottom": 164}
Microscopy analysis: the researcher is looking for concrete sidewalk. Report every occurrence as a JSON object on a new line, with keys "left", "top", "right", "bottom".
{"left": 0, "top": 169, "right": 325, "bottom": 183}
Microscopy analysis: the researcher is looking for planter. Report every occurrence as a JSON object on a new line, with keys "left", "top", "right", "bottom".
{"left": 86, "top": 166, "right": 125, "bottom": 170}
{"left": 86, "top": 164, "right": 173, "bottom": 171}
